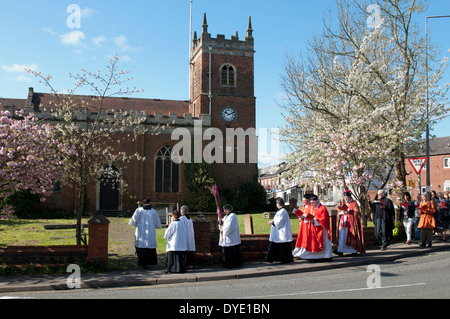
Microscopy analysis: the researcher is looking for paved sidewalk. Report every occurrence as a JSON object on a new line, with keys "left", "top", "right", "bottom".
{"left": 1, "top": 240, "right": 449, "bottom": 293}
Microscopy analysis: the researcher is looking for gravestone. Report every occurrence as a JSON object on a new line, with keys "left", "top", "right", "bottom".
{"left": 244, "top": 214, "right": 254, "bottom": 235}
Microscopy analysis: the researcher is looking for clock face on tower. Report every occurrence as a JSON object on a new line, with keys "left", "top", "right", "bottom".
{"left": 220, "top": 106, "right": 237, "bottom": 123}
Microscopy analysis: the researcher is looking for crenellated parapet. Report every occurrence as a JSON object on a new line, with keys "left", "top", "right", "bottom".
{"left": 1, "top": 103, "right": 211, "bottom": 127}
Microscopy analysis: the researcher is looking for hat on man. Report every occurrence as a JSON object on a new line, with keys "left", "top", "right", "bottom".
{"left": 343, "top": 190, "right": 352, "bottom": 198}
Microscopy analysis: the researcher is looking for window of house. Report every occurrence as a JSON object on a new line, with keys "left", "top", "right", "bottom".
{"left": 221, "top": 64, "right": 236, "bottom": 87}
{"left": 444, "top": 157, "right": 449, "bottom": 169}
{"left": 445, "top": 181, "right": 450, "bottom": 193}
{"left": 155, "top": 144, "right": 179, "bottom": 193}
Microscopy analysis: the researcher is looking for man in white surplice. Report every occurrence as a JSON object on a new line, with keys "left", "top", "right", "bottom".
{"left": 180, "top": 205, "right": 196, "bottom": 266}
{"left": 218, "top": 204, "right": 243, "bottom": 268}
{"left": 129, "top": 199, "right": 162, "bottom": 268}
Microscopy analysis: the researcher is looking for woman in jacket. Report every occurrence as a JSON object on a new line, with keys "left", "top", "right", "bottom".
{"left": 418, "top": 193, "right": 436, "bottom": 248}
{"left": 398, "top": 192, "right": 416, "bottom": 244}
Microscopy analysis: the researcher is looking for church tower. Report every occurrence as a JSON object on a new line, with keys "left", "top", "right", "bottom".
{"left": 189, "top": 14, "right": 257, "bottom": 190}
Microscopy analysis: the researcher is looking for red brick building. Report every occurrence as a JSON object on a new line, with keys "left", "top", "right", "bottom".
{"left": 405, "top": 136, "right": 450, "bottom": 197}
{"left": 0, "top": 15, "right": 257, "bottom": 218}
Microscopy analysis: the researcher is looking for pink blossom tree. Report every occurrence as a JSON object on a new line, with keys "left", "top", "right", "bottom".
{"left": 0, "top": 109, "right": 75, "bottom": 220}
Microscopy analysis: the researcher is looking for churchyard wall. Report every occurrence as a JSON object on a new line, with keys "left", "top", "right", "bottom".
{"left": 0, "top": 215, "right": 109, "bottom": 267}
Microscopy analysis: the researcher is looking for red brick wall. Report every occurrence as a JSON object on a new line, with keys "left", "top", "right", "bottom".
{"left": 0, "top": 216, "right": 110, "bottom": 266}
{"left": 0, "top": 245, "right": 88, "bottom": 265}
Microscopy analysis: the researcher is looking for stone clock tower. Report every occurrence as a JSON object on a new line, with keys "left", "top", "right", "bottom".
{"left": 189, "top": 14, "right": 257, "bottom": 190}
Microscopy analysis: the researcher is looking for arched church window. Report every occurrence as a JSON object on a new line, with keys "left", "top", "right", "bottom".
{"left": 155, "top": 144, "right": 180, "bottom": 193}
{"left": 221, "top": 64, "right": 236, "bottom": 87}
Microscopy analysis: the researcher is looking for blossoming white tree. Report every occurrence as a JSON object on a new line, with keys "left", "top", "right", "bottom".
{"left": 279, "top": 0, "right": 449, "bottom": 222}
{"left": 28, "top": 56, "right": 167, "bottom": 244}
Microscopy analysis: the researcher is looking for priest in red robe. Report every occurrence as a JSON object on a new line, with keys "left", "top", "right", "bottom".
{"left": 336, "top": 190, "right": 365, "bottom": 256}
{"left": 293, "top": 193, "right": 312, "bottom": 221}
{"left": 292, "top": 194, "right": 332, "bottom": 261}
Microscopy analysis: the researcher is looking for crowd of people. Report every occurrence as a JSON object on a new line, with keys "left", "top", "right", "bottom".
{"left": 128, "top": 190, "right": 450, "bottom": 272}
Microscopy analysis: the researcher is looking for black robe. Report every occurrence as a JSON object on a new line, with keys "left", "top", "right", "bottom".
{"left": 371, "top": 196, "right": 395, "bottom": 243}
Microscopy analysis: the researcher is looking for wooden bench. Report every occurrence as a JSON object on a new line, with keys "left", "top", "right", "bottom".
{"left": 44, "top": 224, "right": 88, "bottom": 244}
{"left": 44, "top": 224, "right": 89, "bottom": 230}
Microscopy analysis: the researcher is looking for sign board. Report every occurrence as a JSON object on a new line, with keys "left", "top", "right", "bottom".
{"left": 408, "top": 157, "right": 427, "bottom": 175}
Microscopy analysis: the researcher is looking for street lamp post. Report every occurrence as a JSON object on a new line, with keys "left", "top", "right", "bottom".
{"left": 425, "top": 15, "right": 450, "bottom": 194}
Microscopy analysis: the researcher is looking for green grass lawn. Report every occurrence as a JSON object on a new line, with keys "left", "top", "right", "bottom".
{"left": 0, "top": 213, "right": 300, "bottom": 248}
{"left": 0, "top": 219, "right": 90, "bottom": 247}
{"left": 237, "top": 213, "right": 301, "bottom": 235}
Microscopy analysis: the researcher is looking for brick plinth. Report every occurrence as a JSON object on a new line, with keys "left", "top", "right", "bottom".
{"left": 87, "top": 215, "right": 110, "bottom": 267}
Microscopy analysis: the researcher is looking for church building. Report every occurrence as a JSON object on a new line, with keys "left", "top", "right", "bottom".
{"left": 0, "top": 14, "right": 258, "bottom": 218}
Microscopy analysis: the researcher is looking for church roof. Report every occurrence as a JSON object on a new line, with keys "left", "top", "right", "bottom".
{"left": 0, "top": 98, "right": 27, "bottom": 110}
{"left": 0, "top": 88, "right": 190, "bottom": 117}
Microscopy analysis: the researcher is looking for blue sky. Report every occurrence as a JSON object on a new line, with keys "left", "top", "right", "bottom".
{"left": 1, "top": 0, "right": 449, "bottom": 167}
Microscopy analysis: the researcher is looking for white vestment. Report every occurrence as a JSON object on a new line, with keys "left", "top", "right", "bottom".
{"left": 180, "top": 215, "right": 196, "bottom": 251}
{"left": 164, "top": 220, "right": 187, "bottom": 252}
{"left": 292, "top": 218, "right": 333, "bottom": 259}
{"left": 219, "top": 212, "right": 241, "bottom": 247}
{"left": 337, "top": 211, "right": 357, "bottom": 253}
{"left": 129, "top": 207, "right": 162, "bottom": 249}
{"left": 270, "top": 208, "right": 293, "bottom": 243}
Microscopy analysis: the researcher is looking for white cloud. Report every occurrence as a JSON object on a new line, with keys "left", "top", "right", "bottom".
{"left": 2, "top": 63, "right": 38, "bottom": 73}
{"left": 115, "top": 34, "right": 127, "bottom": 47}
{"left": 43, "top": 27, "right": 58, "bottom": 36}
{"left": 1, "top": 63, "right": 38, "bottom": 83}
{"left": 81, "top": 8, "right": 96, "bottom": 18}
{"left": 92, "top": 35, "right": 106, "bottom": 47}
{"left": 15, "top": 75, "right": 32, "bottom": 83}
{"left": 114, "top": 34, "right": 132, "bottom": 52}
{"left": 60, "top": 30, "right": 86, "bottom": 46}
{"left": 120, "top": 55, "right": 131, "bottom": 62}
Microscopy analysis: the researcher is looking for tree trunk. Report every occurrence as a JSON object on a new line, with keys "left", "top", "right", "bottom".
{"left": 355, "top": 184, "right": 370, "bottom": 227}
{"left": 76, "top": 186, "right": 85, "bottom": 246}
{"left": 395, "top": 146, "right": 408, "bottom": 198}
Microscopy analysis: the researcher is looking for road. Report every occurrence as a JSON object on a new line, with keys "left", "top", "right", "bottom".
{"left": 2, "top": 249, "right": 450, "bottom": 300}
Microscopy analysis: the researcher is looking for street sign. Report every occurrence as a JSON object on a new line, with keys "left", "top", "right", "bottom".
{"left": 408, "top": 157, "right": 427, "bottom": 175}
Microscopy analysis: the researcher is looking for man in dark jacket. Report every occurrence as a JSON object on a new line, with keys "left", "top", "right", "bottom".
{"left": 368, "top": 189, "right": 395, "bottom": 250}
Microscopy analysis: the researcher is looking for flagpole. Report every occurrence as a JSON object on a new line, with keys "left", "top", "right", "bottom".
{"left": 189, "top": 0, "right": 193, "bottom": 97}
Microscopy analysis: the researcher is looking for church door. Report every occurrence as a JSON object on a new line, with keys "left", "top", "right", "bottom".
{"left": 98, "top": 165, "right": 121, "bottom": 211}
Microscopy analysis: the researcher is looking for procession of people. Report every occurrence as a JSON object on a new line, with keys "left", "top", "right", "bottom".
{"left": 128, "top": 189, "right": 449, "bottom": 272}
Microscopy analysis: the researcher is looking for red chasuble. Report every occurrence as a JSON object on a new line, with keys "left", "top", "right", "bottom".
{"left": 295, "top": 204, "right": 331, "bottom": 252}
{"left": 337, "top": 200, "right": 365, "bottom": 254}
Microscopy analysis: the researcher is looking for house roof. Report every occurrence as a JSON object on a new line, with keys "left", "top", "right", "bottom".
{"left": 258, "top": 162, "right": 287, "bottom": 178}
{"left": 407, "top": 136, "right": 450, "bottom": 157}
